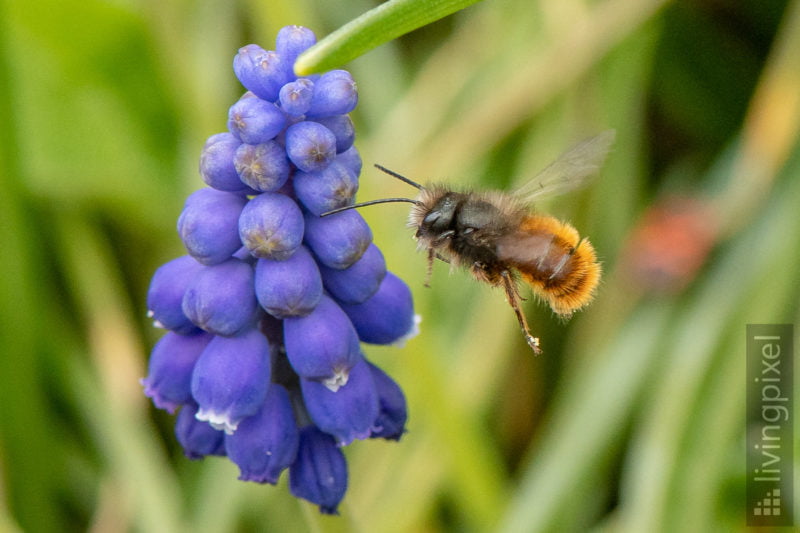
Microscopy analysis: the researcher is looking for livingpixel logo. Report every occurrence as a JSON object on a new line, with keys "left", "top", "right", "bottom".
{"left": 746, "top": 324, "right": 794, "bottom": 527}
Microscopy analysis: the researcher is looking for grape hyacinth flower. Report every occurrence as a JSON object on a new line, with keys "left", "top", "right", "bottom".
{"left": 142, "top": 25, "right": 418, "bottom": 515}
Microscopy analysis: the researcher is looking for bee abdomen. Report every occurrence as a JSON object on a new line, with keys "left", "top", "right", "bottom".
{"left": 528, "top": 239, "right": 600, "bottom": 316}
{"left": 499, "top": 215, "right": 601, "bottom": 316}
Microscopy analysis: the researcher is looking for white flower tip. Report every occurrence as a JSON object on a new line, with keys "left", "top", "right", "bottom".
{"left": 195, "top": 407, "right": 238, "bottom": 435}
{"left": 392, "top": 314, "right": 422, "bottom": 348}
{"left": 139, "top": 378, "right": 155, "bottom": 396}
{"left": 322, "top": 368, "right": 350, "bottom": 392}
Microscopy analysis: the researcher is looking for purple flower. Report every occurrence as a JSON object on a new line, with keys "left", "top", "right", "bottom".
{"left": 311, "top": 115, "right": 355, "bottom": 153}
{"left": 340, "top": 272, "right": 418, "bottom": 345}
{"left": 285, "top": 121, "right": 337, "bottom": 173}
{"left": 145, "top": 24, "right": 415, "bottom": 515}
{"left": 182, "top": 258, "right": 259, "bottom": 336}
{"left": 254, "top": 245, "right": 322, "bottom": 318}
{"left": 233, "top": 45, "right": 291, "bottom": 102}
{"left": 276, "top": 25, "right": 317, "bottom": 68}
{"left": 233, "top": 141, "right": 290, "bottom": 192}
{"left": 177, "top": 188, "right": 248, "bottom": 265}
{"left": 283, "top": 294, "right": 360, "bottom": 387}
{"left": 367, "top": 362, "right": 408, "bottom": 440}
{"left": 336, "top": 145, "right": 362, "bottom": 177}
{"left": 228, "top": 96, "right": 287, "bottom": 144}
{"left": 225, "top": 384, "right": 299, "bottom": 484}
{"left": 300, "top": 357, "right": 378, "bottom": 446}
{"left": 146, "top": 255, "right": 203, "bottom": 334}
{"left": 199, "top": 133, "right": 249, "bottom": 193}
{"left": 191, "top": 329, "right": 271, "bottom": 434}
{"left": 175, "top": 403, "right": 226, "bottom": 459}
{"left": 303, "top": 209, "right": 372, "bottom": 269}
{"left": 321, "top": 243, "right": 386, "bottom": 304}
{"left": 141, "top": 331, "right": 213, "bottom": 413}
{"left": 289, "top": 426, "right": 348, "bottom": 515}
{"left": 238, "top": 192, "right": 304, "bottom": 260}
{"left": 293, "top": 160, "right": 358, "bottom": 216}
{"left": 279, "top": 78, "right": 314, "bottom": 116}
{"left": 306, "top": 70, "right": 358, "bottom": 118}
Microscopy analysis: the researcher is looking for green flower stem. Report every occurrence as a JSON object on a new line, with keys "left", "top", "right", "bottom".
{"left": 294, "top": 0, "right": 484, "bottom": 75}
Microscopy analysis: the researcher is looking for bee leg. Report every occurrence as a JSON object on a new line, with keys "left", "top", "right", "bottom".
{"left": 500, "top": 270, "right": 542, "bottom": 354}
{"left": 424, "top": 248, "right": 435, "bottom": 288}
{"left": 424, "top": 232, "right": 455, "bottom": 288}
{"left": 431, "top": 230, "right": 455, "bottom": 245}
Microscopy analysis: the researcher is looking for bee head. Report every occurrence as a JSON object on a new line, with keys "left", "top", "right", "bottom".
{"left": 418, "top": 192, "right": 460, "bottom": 237}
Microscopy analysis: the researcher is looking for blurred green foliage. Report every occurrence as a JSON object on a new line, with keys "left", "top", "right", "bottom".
{"left": 1, "top": 0, "right": 798, "bottom": 532}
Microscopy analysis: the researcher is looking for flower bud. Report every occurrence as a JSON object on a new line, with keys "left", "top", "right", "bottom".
{"left": 285, "top": 121, "right": 337, "bottom": 173}
{"left": 339, "top": 272, "right": 417, "bottom": 345}
{"left": 255, "top": 246, "right": 322, "bottom": 318}
{"left": 234, "top": 141, "right": 290, "bottom": 192}
{"left": 238, "top": 192, "right": 304, "bottom": 260}
{"left": 311, "top": 115, "right": 354, "bottom": 153}
{"left": 320, "top": 243, "right": 386, "bottom": 304}
{"left": 279, "top": 78, "right": 314, "bottom": 117}
{"left": 276, "top": 25, "right": 317, "bottom": 69}
{"left": 141, "top": 331, "right": 213, "bottom": 413}
{"left": 182, "top": 259, "right": 259, "bottom": 336}
{"left": 293, "top": 160, "right": 358, "bottom": 216}
{"left": 306, "top": 70, "right": 358, "bottom": 118}
{"left": 191, "top": 329, "right": 271, "bottom": 434}
{"left": 225, "top": 384, "right": 299, "bottom": 484}
{"left": 199, "top": 133, "right": 249, "bottom": 193}
{"left": 178, "top": 188, "right": 248, "bottom": 265}
{"left": 289, "top": 426, "right": 348, "bottom": 515}
{"left": 303, "top": 209, "right": 372, "bottom": 269}
{"left": 336, "top": 145, "right": 362, "bottom": 177}
{"left": 367, "top": 362, "right": 407, "bottom": 440}
{"left": 147, "top": 255, "right": 204, "bottom": 334}
{"left": 233, "top": 45, "right": 290, "bottom": 102}
{"left": 283, "top": 295, "right": 360, "bottom": 386}
{"left": 175, "top": 403, "right": 226, "bottom": 459}
{"left": 228, "top": 96, "right": 287, "bottom": 144}
{"left": 300, "top": 358, "right": 378, "bottom": 446}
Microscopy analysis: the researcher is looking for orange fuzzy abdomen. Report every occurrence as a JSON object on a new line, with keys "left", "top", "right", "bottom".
{"left": 500, "top": 215, "right": 601, "bottom": 316}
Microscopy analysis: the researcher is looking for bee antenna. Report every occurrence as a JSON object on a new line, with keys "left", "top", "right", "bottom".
{"left": 321, "top": 197, "right": 422, "bottom": 217}
{"left": 374, "top": 164, "right": 425, "bottom": 190}
{"left": 320, "top": 164, "right": 427, "bottom": 217}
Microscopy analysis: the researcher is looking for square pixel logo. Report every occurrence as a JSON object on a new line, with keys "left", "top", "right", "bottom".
{"left": 752, "top": 488, "right": 782, "bottom": 517}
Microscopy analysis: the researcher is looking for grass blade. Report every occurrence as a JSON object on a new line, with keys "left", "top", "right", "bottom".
{"left": 294, "top": 0, "right": 484, "bottom": 75}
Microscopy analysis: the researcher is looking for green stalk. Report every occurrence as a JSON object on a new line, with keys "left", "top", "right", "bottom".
{"left": 294, "top": 0, "right": 484, "bottom": 75}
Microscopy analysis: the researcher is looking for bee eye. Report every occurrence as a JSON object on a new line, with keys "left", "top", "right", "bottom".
{"left": 423, "top": 212, "right": 441, "bottom": 225}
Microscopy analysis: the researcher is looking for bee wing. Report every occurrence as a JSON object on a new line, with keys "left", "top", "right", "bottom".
{"left": 512, "top": 130, "right": 616, "bottom": 204}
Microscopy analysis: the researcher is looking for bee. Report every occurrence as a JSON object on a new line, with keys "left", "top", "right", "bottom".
{"left": 323, "top": 130, "right": 615, "bottom": 353}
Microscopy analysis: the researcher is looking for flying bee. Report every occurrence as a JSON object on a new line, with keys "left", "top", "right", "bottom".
{"left": 322, "top": 130, "right": 615, "bottom": 353}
